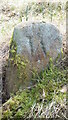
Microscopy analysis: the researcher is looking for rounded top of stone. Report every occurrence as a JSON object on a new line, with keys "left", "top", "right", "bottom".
{"left": 14, "top": 20, "right": 59, "bottom": 31}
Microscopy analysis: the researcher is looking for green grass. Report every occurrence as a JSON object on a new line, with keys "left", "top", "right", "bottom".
{"left": 2, "top": 58, "right": 67, "bottom": 119}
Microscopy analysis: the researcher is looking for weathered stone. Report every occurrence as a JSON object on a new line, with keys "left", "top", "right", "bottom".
{"left": 6, "top": 21, "right": 62, "bottom": 93}
{"left": 13, "top": 21, "right": 62, "bottom": 70}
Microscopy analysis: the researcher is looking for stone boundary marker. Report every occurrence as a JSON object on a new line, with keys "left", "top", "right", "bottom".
{"left": 6, "top": 21, "right": 62, "bottom": 95}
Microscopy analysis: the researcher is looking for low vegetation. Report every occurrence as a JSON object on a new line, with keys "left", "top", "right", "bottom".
{"left": 2, "top": 56, "right": 67, "bottom": 119}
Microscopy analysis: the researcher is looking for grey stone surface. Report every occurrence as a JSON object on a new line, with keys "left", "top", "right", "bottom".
{"left": 6, "top": 21, "right": 62, "bottom": 93}
{"left": 13, "top": 21, "right": 62, "bottom": 61}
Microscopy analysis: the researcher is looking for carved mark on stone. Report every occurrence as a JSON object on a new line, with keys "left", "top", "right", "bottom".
{"left": 27, "top": 36, "right": 33, "bottom": 56}
{"left": 40, "top": 40, "right": 46, "bottom": 57}
{"left": 37, "top": 27, "right": 46, "bottom": 57}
